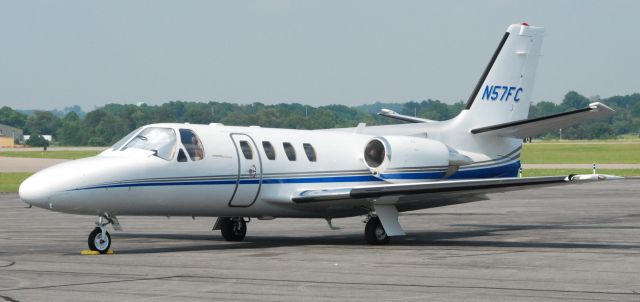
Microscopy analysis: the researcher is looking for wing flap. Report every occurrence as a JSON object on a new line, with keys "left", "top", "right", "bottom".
{"left": 470, "top": 102, "right": 615, "bottom": 138}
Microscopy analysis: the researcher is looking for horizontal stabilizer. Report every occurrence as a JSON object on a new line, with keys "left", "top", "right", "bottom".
{"left": 470, "top": 102, "right": 615, "bottom": 138}
{"left": 378, "top": 109, "right": 435, "bottom": 123}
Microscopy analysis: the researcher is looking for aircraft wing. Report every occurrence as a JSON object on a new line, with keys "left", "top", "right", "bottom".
{"left": 470, "top": 102, "right": 615, "bottom": 138}
{"left": 292, "top": 174, "right": 621, "bottom": 209}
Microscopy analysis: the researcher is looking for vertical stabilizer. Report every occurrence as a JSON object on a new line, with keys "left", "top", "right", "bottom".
{"left": 463, "top": 23, "right": 544, "bottom": 128}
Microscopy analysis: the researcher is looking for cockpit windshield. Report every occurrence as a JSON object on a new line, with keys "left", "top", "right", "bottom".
{"left": 123, "top": 127, "right": 177, "bottom": 160}
{"left": 111, "top": 127, "right": 142, "bottom": 151}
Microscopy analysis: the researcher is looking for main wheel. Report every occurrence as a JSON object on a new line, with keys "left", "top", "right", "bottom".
{"left": 220, "top": 217, "right": 247, "bottom": 241}
{"left": 88, "top": 227, "right": 111, "bottom": 254}
{"left": 365, "top": 217, "right": 390, "bottom": 245}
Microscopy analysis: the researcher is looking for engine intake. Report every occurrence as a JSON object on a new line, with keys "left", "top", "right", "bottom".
{"left": 364, "top": 139, "right": 386, "bottom": 168}
{"left": 362, "top": 136, "right": 451, "bottom": 176}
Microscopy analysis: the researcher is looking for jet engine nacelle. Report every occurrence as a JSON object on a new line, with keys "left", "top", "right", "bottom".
{"left": 362, "top": 136, "right": 451, "bottom": 176}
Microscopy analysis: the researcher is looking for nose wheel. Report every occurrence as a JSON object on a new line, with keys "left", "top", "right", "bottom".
{"left": 88, "top": 227, "right": 111, "bottom": 253}
{"left": 87, "top": 215, "right": 119, "bottom": 254}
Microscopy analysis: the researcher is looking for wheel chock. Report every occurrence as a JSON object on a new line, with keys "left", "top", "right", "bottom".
{"left": 80, "top": 249, "right": 115, "bottom": 255}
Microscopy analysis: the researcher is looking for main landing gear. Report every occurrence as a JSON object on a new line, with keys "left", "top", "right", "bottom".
{"left": 214, "top": 217, "right": 248, "bottom": 241}
{"left": 364, "top": 216, "right": 390, "bottom": 245}
{"left": 363, "top": 206, "right": 406, "bottom": 245}
{"left": 87, "top": 215, "right": 121, "bottom": 254}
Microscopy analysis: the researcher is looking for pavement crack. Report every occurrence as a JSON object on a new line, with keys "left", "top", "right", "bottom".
{"left": 0, "top": 295, "right": 19, "bottom": 302}
{"left": 0, "top": 276, "right": 175, "bottom": 293}
{"left": 0, "top": 261, "right": 15, "bottom": 268}
{"left": 426, "top": 251, "right": 522, "bottom": 259}
{"left": 5, "top": 269, "right": 146, "bottom": 278}
{"left": 172, "top": 275, "right": 639, "bottom": 296}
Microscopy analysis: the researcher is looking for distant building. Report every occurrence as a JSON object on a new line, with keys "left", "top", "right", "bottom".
{"left": 0, "top": 123, "right": 24, "bottom": 147}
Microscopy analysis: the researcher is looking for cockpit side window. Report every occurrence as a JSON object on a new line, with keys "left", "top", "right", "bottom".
{"left": 123, "top": 127, "right": 177, "bottom": 160}
{"left": 179, "top": 129, "right": 205, "bottom": 161}
{"left": 111, "top": 127, "right": 142, "bottom": 151}
{"left": 177, "top": 149, "right": 188, "bottom": 162}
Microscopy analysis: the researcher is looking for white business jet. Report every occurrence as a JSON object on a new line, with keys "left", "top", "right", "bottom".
{"left": 19, "top": 23, "right": 618, "bottom": 253}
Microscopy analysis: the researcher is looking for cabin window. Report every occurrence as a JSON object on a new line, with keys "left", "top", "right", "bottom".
{"left": 303, "top": 143, "right": 317, "bottom": 162}
{"left": 179, "top": 129, "right": 204, "bottom": 161}
{"left": 111, "top": 127, "right": 142, "bottom": 151}
{"left": 239, "top": 140, "right": 253, "bottom": 159}
{"left": 123, "top": 127, "right": 176, "bottom": 160}
{"left": 262, "top": 141, "right": 276, "bottom": 160}
{"left": 283, "top": 142, "right": 296, "bottom": 161}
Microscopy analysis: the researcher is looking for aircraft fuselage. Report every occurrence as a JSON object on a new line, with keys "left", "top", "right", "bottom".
{"left": 19, "top": 122, "right": 521, "bottom": 219}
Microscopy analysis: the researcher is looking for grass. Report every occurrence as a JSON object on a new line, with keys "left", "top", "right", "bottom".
{"left": 521, "top": 143, "right": 640, "bottom": 164}
{"left": 0, "top": 173, "right": 33, "bottom": 193}
{"left": 0, "top": 150, "right": 100, "bottom": 160}
{"left": 533, "top": 137, "right": 640, "bottom": 143}
{"left": 520, "top": 169, "right": 640, "bottom": 177}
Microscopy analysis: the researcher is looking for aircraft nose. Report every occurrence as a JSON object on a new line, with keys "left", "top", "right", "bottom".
{"left": 19, "top": 172, "right": 52, "bottom": 208}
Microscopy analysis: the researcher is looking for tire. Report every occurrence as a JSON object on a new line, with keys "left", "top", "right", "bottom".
{"left": 88, "top": 227, "right": 111, "bottom": 254}
{"left": 220, "top": 217, "right": 247, "bottom": 241}
{"left": 365, "top": 217, "right": 390, "bottom": 245}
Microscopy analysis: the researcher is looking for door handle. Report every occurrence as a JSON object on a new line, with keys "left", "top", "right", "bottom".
{"left": 248, "top": 165, "right": 257, "bottom": 178}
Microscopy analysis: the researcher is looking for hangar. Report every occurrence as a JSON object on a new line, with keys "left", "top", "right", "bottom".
{"left": 0, "top": 123, "right": 23, "bottom": 147}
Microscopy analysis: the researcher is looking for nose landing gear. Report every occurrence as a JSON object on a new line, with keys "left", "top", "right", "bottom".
{"left": 87, "top": 215, "right": 120, "bottom": 254}
{"left": 88, "top": 227, "right": 111, "bottom": 253}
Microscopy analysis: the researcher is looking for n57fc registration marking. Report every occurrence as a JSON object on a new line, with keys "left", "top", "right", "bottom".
{"left": 482, "top": 85, "right": 523, "bottom": 102}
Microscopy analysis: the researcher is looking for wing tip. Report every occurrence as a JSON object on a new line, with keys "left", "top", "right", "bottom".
{"left": 567, "top": 174, "right": 624, "bottom": 181}
{"left": 588, "top": 102, "right": 616, "bottom": 114}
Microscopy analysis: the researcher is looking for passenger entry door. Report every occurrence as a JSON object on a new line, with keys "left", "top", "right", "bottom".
{"left": 228, "top": 134, "right": 262, "bottom": 207}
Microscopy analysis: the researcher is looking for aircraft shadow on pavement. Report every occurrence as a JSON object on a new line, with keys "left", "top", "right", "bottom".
{"left": 111, "top": 222, "right": 640, "bottom": 254}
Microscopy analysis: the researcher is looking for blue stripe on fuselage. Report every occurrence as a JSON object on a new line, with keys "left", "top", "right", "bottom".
{"left": 262, "top": 175, "right": 380, "bottom": 184}
{"left": 449, "top": 160, "right": 520, "bottom": 179}
{"left": 72, "top": 161, "right": 520, "bottom": 191}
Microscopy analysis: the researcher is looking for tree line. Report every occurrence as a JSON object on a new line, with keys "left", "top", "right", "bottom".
{"left": 1, "top": 91, "right": 639, "bottom": 147}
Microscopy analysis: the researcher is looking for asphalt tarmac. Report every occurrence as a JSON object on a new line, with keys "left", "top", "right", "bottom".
{"left": 0, "top": 179, "right": 639, "bottom": 301}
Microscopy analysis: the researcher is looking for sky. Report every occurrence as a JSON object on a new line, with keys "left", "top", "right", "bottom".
{"left": 0, "top": 0, "right": 638, "bottom": 110}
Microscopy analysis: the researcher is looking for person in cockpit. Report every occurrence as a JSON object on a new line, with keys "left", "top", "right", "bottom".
{"left": 192, "top": 135, "right": 203, "bottom": 160}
